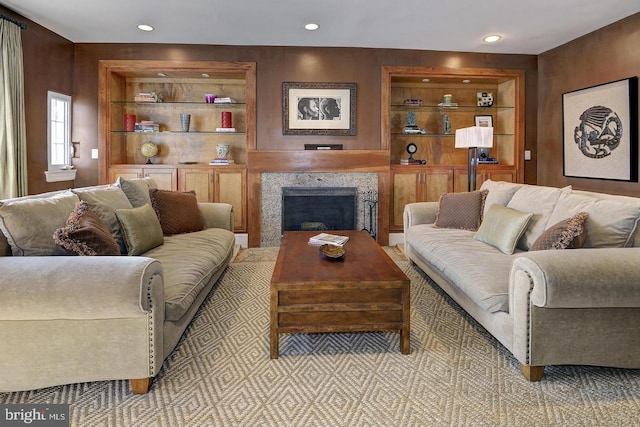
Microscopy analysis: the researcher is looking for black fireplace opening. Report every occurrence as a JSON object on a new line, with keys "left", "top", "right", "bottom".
{"left": 281, "top": 187, "right": 357, "bottom": 233}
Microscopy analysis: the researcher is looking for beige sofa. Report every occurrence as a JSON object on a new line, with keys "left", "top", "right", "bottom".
{"left": 404, "top": 180, "right": 640, "bottom": 381}
{"left": 0, "top": 178, "right": 236, "bottom": 394}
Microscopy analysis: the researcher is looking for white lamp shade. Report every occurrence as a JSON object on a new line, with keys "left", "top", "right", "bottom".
{"left": 455, "top": 126, "right": 494, "bottom": 148}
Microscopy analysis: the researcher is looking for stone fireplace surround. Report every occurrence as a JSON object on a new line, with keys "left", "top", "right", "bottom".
{"left": 260, "top": 173, "right": 378, "bottom": 246}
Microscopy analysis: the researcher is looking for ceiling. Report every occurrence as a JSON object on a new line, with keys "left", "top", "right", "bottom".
{"left": 3, "top": 0, "right": 640, "bottom": 55}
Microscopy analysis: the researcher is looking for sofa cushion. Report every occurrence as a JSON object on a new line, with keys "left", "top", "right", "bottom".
{"left": 474, "top": 204, "right": 533, "bottom": 255}
{"left": 406, "top": 224, "right": 514, "bottom": 313}
{"left": 506, "top": 185, "right": 570, "bottom": 250}
{"left": 53, "top": 201, "right": 121, "bottom": 256}
{"left": 530, "top": 212, "right": 589, "bottom": 251}
{"left": 434, "top": 189, "right": 488, "bottom": 231}
{"left": 150, "top": 189, "right": 206, "bottom": 235}
{"left": 0, "top": 191, "right": 79, "bottom": 256}
{"left": 479, "top": 179, "right": 524, "bottom": 216}
{"left": 115, "top": 176, "right": 158, "bottom": 208}
{"left": 142, "top": 227, "right": 235, "bottom": 321}
{"left": 73, "top": 186, "right": 133, "bottom": 253}
{"left": 547, "top": 192, "right": 640, "bottom": 248}
{"left": 115, "top": 204, "right": 164, "bottom": 256}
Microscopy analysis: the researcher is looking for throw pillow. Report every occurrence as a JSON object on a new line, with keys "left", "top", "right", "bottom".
{"left": 529, "top": 212, "right": 589, "bottom": 251}
{"left": 149, "top": 189, "right": 206, "bottom": 235}
{"left": 73, "top": 186, "right": 133, "bottom": 253}
{"left": 53, "top": 201, "right": 120, "bottom": 256}
{"left": 115, "top": 176, "right": 158, "bottom": 208}
{"left": 434, "top": 189, "right": 488, "bottom": 231}
{"left": 479, "top": 179, "right": 523, "bottom": 216}
{"left": 474, "top": 204, "right": 533, "bottom": 255}
{"left": 0, "top": 191, "right": 80, "bottom": 256}
{"left": 115, "top": 204, "right": 164, "bottom": 256}
{"left": 506, "top": 184, "right": 571, "bottom": 251}
{"left": 546, "top": 192, "right": 640, "bottom": 248}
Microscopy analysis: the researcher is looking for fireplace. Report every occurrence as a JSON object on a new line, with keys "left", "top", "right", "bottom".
{"left": 282, "top": 187, "right": 357, "bottom": 233}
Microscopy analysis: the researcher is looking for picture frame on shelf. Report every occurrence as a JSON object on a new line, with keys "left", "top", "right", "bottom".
{"left": 562, "top": 77, "right": 638, "bottom": 182}
{"left": 474, "top": 115, "right": 493, "bottom": 127}
{"left": 282, "top": 82, "right": 356, "bottom": 135}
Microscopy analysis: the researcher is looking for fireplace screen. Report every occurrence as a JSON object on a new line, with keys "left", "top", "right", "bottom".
{"left": 281, "top": 187, "right": 357, "bottom": 233}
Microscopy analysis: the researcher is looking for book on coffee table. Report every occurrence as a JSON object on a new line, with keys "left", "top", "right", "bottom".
{"left": 308, "top": 233, "right": 349, "bottom": 247}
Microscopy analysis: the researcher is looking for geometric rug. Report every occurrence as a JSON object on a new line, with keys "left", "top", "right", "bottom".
{"left": 2, "top": 247, "right": 640, "bottom": 426}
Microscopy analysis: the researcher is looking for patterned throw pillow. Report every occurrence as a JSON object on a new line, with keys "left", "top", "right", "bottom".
{"left": 529, "top": 212, "right": 589, "bottom": 251}
{"left": 434, "top": 189, "right": 488, "bottom": 231}
{"left": 149, "top": 189, "right": 206, "bottom": 235}
{"left": 53, "top": 201, "right": 120, "bottom": 256}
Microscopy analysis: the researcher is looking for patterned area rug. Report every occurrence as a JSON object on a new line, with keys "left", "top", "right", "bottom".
{"left": 2, "top": 248, "right": 640, "bottom": 426}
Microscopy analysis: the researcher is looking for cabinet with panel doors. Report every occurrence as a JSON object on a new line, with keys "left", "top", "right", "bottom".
{"left": 383, "top": 66, "right": 524, "bottom": 232}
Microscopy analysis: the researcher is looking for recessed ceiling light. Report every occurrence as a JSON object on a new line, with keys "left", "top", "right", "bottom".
{"left": 137, "top": 24, "right": 154, "bottom": 32}
{"left": 304, "top": 23, "right": 319, "bottom": 31}
{"left": 462, "top": 79, "right": 471, "bottom": 83}
{"left": 421, "top": 78, "right": 430, "bottom": 83}
{"left": 157, "top": 72, "right": 167, "bottom": 77}
{"left": 483, "top": 34, "right": 501, "bottom": 43}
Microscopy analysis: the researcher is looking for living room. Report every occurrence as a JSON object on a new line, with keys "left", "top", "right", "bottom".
{"left": 1, "top": 2, "right": 640, "bottom": 426}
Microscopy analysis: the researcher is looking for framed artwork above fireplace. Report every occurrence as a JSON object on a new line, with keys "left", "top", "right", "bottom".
{"left": 282, "top": 82, "right": 357, "bottom": 135}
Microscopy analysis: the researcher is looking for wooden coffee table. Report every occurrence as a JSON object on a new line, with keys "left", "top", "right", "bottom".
{"left": 270, "top": 230, "right": 410, "bottom": 359}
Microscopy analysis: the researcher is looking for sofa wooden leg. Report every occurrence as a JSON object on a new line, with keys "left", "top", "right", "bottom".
{"left": 130, "top": 377, "right": 153, "bottom": 394}
{"left": 519, "top": 363, "right": 545, "bottom": 381}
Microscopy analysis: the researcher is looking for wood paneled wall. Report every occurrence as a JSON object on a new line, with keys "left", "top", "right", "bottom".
{"left": 538, "top": 13, "right": 640, "bottom": 197}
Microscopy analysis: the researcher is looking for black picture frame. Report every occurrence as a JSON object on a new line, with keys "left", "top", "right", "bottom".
{"left": 562, "top": 77, "right": 638, "bottom": 182}
{"left": 282, "top": 82, "right": 356, "bottom": 135}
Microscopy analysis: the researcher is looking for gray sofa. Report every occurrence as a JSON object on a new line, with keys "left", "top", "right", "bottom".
{"left": 404, "top": 180, "right": 640, "bottom": 381}
{"left": 0, "top": 178, "right": 236, "bottom": 394}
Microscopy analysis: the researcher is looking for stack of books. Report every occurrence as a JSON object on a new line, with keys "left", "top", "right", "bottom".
{"left": 215, "top": 127, "right": 237, "bottom": 132}
{"left": 209, "top": 158, "right": 235, "bottom": 165}
{"left": 308, "top": 233, "right": 349, "bottom": 247}
{"left": 134, "top": 92, "right": 163, "bottom": 103}
{"left": 400, "top": 159, "right": 426, "bottom": 165}
{"left": 403, "top": 98, "right": 423, "bottom": 106}
{"left": 213, "top": 97, "right": 235, "bottom": 103}
{"left": 135, "top": 120, "right": 159, "bottom": 132}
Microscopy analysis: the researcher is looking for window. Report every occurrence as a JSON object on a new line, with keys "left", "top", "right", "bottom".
{"left": 45, "top": 91, "right": 76, "bottom": 182}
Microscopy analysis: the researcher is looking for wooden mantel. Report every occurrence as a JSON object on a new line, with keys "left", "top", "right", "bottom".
{"left": 246, "top": 150, "right": 391, "bottom": 247}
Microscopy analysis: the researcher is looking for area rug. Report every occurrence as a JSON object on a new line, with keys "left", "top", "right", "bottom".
{"left": 2, "top": 249, "right": 640, "bottom": 426}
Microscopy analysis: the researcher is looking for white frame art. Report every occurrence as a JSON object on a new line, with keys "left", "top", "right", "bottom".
{"left": 282, "top": 82, "right": 356, "bottom": 135}
{"left": 562, "top": 77, "right": 638, "bottom": 182}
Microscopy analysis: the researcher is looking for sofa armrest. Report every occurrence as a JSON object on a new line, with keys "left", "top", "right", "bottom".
{"left": 0, "top": 256, "right": 164, "bottom": 320}
{"left": 403, "top": 202, "right": 439, "bottom": 232}
{"left": 199, "top": 202, "right": 234, "bottom": 231}
{"left": 510, "top": 248, "right": 640, "bottom": 309}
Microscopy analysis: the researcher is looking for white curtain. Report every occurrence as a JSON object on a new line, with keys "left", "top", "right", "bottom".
{"left": 0, "top": 19, "right": 27, "bottom": 198}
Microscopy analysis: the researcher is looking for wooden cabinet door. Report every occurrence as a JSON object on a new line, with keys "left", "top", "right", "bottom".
{"left": 215, "top": 169, "right": 246, "bottom": 232}
{"left": 144, "top": 168, "right": 178, "bottom": 191}
{"left": 109, "top": 167, "right": 143, "bottom": 183}
{"left": 486, "top": 169, "right": 516, "bottom": 183}
{"left": 422, "top": 169, "right": 453, "bottom": 202}
{"left": 180, "top": 168, "right": 214, "bottom": 202}
{"left": 391, "top": 171, "right": 420, "bottom": 231}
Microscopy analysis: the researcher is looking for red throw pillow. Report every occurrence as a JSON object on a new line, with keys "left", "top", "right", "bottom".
{"left": 149, "top": 189, "right": 206, "bottom": 235}
{"left": 53, "top": 201, "right": 120, "bottom": 256}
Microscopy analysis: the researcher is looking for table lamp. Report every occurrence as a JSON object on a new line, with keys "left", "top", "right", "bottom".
{"left": 455, "top": 126, "right": 494, "bottom": 191}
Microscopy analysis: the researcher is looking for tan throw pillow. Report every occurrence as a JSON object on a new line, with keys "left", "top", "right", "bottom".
{"left": 0, "top": 191, "right": 80, "bottom": 256}
{"left": 474, "top": 204, "right": 533, "bottom": 255}
{"left": 149, "top": 189, "right": 206, "bottom": 235}
{"left": 530, "top": 212, "right": 589, "bottom": 251}
{"left": 115, "top": 176, "right": 158, "bottom": 208}
{"left": 53, "top": 201, "right": 120, "bottom": 256}
{"left": 434, "top": 190, "right": 488, "bottom": 231}
{"left": 115, "top": 204, "right": 164, "bottom": 256}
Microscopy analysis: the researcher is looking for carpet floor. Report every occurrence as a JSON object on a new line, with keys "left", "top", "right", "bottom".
{"left": 2, "top": 247, "right": 640, "bottom": 426}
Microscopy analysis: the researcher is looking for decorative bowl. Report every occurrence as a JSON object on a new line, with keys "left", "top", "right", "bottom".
{"left": 319, "top": 244, "right": 345, "bottom": 259}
